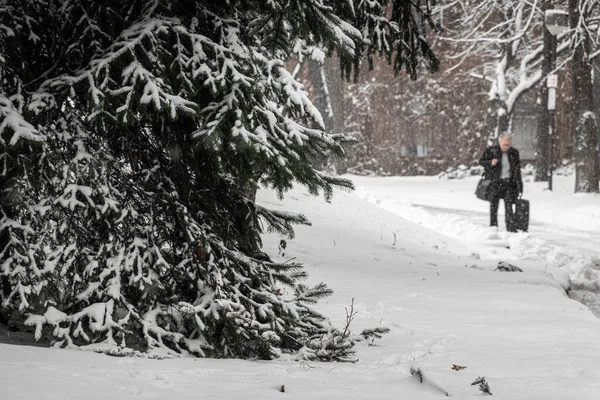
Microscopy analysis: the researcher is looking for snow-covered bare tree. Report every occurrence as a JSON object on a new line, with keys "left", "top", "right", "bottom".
{"left": 0, "top": 1, "right": 433, "bottom": 359}
{"left": 439, "top": 0, "right": 600, "bottom": 192}
{"left": 439, "top": 0, "right": 549, "bottom": 140}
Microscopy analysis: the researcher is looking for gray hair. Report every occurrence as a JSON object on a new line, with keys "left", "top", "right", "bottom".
{"left": 499, "top": 131, "right": 514, "bottom": 140}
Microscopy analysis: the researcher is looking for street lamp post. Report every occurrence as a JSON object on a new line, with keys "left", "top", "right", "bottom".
{"left": 546, "top": 72, "right": 557, "bottom": 191}
{"left": 544, "top": 9, "right": 568, "bottom": 191}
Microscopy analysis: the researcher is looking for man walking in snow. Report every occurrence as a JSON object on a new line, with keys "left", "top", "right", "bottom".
{"left": 479, "top": 132, "right": 523, "bottom": 232}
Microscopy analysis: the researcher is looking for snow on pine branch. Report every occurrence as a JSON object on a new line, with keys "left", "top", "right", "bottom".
{"left": 25, "top": 301, "right": 126, "bottom": 345}
{"left": 1, "top": 0, "right": 396, "bottom": 361}
{"left": 0, "top": 94, "right": 44, "bottom": 146}
{"left": 13, "top": 2, "right": 348, "bottom": 206}
{"left": 265, "top": 60, "right": 325, "bottom": 129}
{"left": 194, "top": 52, "right": 341, "bottom": 179}
{"left": 284, "top": 0, "right": 361, "bottom": 57}
{"left": 39, "top": 17, "right": 200, "bottom": 120}
{"left": 291, "top": 41, "right": 327, "bottom": 64}
{"left": 255, "top": 204, "right": 311, "bottom": 239}
{"left": 35, "top": 8, "right": 335, "bottom": 168}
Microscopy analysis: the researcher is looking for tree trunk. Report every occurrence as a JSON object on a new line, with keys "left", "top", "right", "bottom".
{"left": 486, "top": 44, "right": 512, "bottom": 145}
{"left": 535, "top": 0, "right": 557, "bottom": 182}
{"left": 322, "top": 58, "right": 347, "bottom": 174}
{"left": 308, "top": 60, "right": 334, "bottom": 171}
{"left": 570, "top": 0, "right": 600, "bottom": 193}
{"left": 498, "top": 107, "right": 511, "bottom": 134}
{"left": 486, "top": 99, "right": 511, "bottom": 146}
{"left": 593, "top": 50, "right": 600, "bottom": 179}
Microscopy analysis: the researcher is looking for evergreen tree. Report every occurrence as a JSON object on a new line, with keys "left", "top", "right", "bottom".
{"left": 0, "top": 0, "right": 436, "bottom": 358}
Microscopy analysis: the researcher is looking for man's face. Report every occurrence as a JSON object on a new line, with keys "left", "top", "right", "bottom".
{"left": 499, "top": 137, "right": 512, "bottom": 152}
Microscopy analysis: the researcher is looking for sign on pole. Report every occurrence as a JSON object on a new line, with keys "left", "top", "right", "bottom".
{"left": 547, "top": 74, "right": 558, "bottom": 88}
{"left": 548, "top": 88, "right": 556, "bottom": 110}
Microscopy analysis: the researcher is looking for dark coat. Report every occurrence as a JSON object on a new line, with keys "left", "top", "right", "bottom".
{"left": 478, "top": 145, "right": 523, "bottom": 193}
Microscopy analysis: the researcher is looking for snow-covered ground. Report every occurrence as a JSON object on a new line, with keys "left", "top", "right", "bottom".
{"left": 2, "top": 174, "right": 600, "bottom": 399}
{"left": 350, "top": 173, "right": 600, "bottom": 315}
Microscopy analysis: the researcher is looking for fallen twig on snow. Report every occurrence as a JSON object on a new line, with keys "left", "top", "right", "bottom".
{"left": 410, "top": 366, "right": 450, "bottom": 397}
{"left": 495, "top": 261, "right": 523, "bottom": 272}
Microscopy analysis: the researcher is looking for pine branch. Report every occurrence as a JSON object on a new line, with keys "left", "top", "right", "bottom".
{"left": 255, "top": 205, "right": 311, "bottom": 239}
{"left": 360, "top": 327, "right": 391, "bottom": 341}
{"left": 471, "top": 376, "right": 493, "bottom": 395}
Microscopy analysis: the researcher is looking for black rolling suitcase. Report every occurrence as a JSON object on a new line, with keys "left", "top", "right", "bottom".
{"left": 515, "top": 198, "right": 529, "bottom": 232}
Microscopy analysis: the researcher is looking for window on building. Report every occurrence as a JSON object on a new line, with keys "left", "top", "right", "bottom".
{"left": 400, "top": 144, "right": 428, "bottom": 157}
